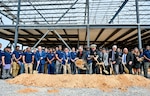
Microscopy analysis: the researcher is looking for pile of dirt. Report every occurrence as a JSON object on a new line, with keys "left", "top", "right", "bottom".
{"left": 17, "top": 88, "right": 38, "bottom": 93}
{"left": 47, "top": 89, "right": 59, "bottom": 93}
{"left": 7, "top": 74, "right": 150, "bottom": 91}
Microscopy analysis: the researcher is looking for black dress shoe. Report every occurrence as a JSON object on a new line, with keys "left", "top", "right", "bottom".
{"left": 144, "top": 76, "right": 148, "bottom": 78}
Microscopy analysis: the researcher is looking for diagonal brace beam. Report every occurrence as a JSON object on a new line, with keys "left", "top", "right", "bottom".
{"left": 108, "top": 0, "right": 128, "bottom": 24}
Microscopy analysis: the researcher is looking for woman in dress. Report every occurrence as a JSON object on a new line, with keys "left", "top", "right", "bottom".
{"left": 133, "top": 47, "right": 143, "bottom": 75}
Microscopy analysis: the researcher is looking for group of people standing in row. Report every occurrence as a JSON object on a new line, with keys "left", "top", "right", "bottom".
{"left": 0, "top": 42, "right": 150, "bottom": 79}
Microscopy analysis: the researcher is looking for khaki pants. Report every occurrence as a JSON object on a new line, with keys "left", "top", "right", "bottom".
{"left": 25, "top": 63, "right": 33, "bottom": 74}
{"left": 12, "top": 62, "right": 20, "bottom": 77}
{"left": 63, "top": 64, "right": 71, "bottom": 74}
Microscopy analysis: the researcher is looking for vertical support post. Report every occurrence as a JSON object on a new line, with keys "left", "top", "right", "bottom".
{"left": 86, "top": 0, "right": 90, "bottom": 47}
{"left": 14, "top": 0, "right": 21, "bottom": 48}
{"left": 135, "top": 0, "right": 142, "bottom": 49}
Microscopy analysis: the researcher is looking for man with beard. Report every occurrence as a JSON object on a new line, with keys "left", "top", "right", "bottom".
{"left": 90, "top": 44, "right": 102, "bottom": 74}
{"left": 12, "top": 46, "right": 24, "bottom": 77}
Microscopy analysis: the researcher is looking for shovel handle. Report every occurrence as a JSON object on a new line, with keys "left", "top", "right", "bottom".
{"left": 36, "top": 61, "right": 40, "bottom": 71}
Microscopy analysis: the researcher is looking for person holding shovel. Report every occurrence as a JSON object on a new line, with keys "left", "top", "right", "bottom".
{"left": 35, "top": 46, "right": 46, "bottom": 73}
{"left": 102, "top": 48, "right": 110, "bottom": 75}
{"left": 90, "top": 44, "right": 102, "bottom": 74}
{"left": 108, "top": 45, "right": 119, "bottom": 75}
{"left": 122, "top": 48, "right": 134, "bottom": 74}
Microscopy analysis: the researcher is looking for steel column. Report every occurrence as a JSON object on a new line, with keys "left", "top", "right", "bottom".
{"left": 86, "top": 0, "right": 90, "bottom": 47}
{"left": 14, "top": 0, "right": 21, "bottom": 48}
{"left": 135, "top": 0, "right": 142, "bottom": 49}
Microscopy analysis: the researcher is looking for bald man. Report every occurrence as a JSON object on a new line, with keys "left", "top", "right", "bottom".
{"left": 122, "top": 48, "right": 134, "bottom": 74}
{"left": 35, "top": 46, "right": 46, "bottom": 73}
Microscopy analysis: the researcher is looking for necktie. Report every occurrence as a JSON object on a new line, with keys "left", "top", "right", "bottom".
{"left": 124, "top": 54, "right": 126, "bottom": 63}
{"left": 102, "top": 53, "right": 104, "bottom": 61}
{"left": 112, "top": 51, "right": 114, "bottom": 60}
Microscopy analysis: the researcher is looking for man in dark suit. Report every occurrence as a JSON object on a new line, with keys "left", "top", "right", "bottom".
{"left": 108, "top": 45, "right": 119, "bottom": 75}
{"left": 76, "top": 46, "right": 86, "bottom": 59}
{"left": 122, "top": 48, "right": 134, "bottom": 74}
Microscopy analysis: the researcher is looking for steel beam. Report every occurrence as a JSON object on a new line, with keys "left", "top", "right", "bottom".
{"left": 3, "top": 34, "right": 78, "bottom": 38}
{"left": 0, "top": 2, "right": 84, "bottom": 7}
{"left": 105, "top": 28, "right": 136, "bottom": 47}
{"left": 14, "top": 0, "right": 21, "bottom": 48}
{"left": 102, "top": 28, "right": 121, "bottom": 46}
{"left": 86, "top": 0, "right": 90, "bottom": 47}
{"left": 94, "top": 29, "right": 105, "bottom": 42}
{"left": 1, "top": 24, "right": 150, "bottom": 29}
{"left": 135, "top": 0, "right": 142, "bottom": 49}
{"left": 108, "top": 0, "right": 128, "bottom": 24}
{"left": 122, "top": 29, "right": 150, "bottom": 45}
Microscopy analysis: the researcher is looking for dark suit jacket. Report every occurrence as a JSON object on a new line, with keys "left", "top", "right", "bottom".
{"left": 90, "top": 49, "right": 102, "bottom": 62}
{"left": 126, "top": 52, "right": 134, "bottom": 65}
{"left": 108, "top": 51, "right": 119, "bottom": 64}
{"left": 77, "top": 51, "right": 86, "bottom": 60}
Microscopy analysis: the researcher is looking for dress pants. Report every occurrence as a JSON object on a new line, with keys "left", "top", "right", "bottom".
{"left": 144, "top": 62, "right": 150, "bottom": 77}
{"left": 55, "top": 60, "right": 62, "bottom": 74}
{"left": 113, "top": 64, "right": 119, "bottom": 75}
{"left": 86, "top": 63, "right": 92, "bottom": 74}
{"left": 126, "top": 64, "right": 133, "bottom": 74}
{"left": 38, "top": 64, "right": 45, "bottom": 73}
{"left": 48, "top": 62, "right": 55, "bottom": 74}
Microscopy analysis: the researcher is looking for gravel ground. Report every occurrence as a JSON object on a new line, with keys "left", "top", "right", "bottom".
{"left": 0, "top": 79, "right": 150, "bottom": 96}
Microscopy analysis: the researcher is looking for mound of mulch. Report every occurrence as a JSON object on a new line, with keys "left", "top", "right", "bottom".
{"left": 7, "top": 74, "right": 150, "bottom": 91}
{"left": 17, "top": 88, "right": 38, "bottom": 93}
